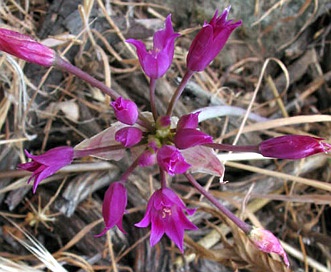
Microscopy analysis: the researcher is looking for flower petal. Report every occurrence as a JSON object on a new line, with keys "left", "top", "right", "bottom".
{"left": 96, "top": 182, "right": 127, "bottom": 236}
{"left": 176, "top": 112, "right": 200, "bottom": 130}
{"left": 157, "top": 145, "right": 191, "bottom": 175}
{"left": 164, "top": 209, "right": 185, "bottom": 252}
{"left": 115, "top": 127, "right": 143, "bottom": 147}
{"left": 174, "top": 128, "right": 213, "bottom": 149}
{"left": 0, "top": 28, "right": 55, "bottom": 67}
{"left": 186, "top": 7, "right": 241, "bottom": 71}
{"left": 111, "top": 97, "right": 138, "bottom": 125}
{"left": 149, "top": 211, "right": 166, "bottom": 247}
{"left": 181, "top": 145, "right": 224, "bottom": 179}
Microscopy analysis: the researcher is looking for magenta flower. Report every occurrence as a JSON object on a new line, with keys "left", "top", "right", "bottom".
{"left": 156, "top": 115, "right": 171, "bottom": 129}
{"left": 17, "top": 146, "right": 74, "bottom": 193}
{"left": 135, "top": 187, "right": 198, "bottom": 252}
{"left": 186, "top": 7, "right": 242, "bottom": 71}
{"left": 157, "top": 145, "right": 191, "bottom": 175}
{"left": 95, "top": 182, "right": 127, "bottom": 237}
{"left": 259, "top": 135, "right": 331, "bottom": 159}
{"left": 0, "top": 28, "right": 55, "bottom": 67}
{"left": 138, "top": 150, "right": 156, "bottom": 167}
{"left": 249, "top": 228, "right": 290, "bottom": 267}
{"left": 110, "top": 97, "right": 138, "bottom": 125}
{"left": 126, "top": 15, "right": 180, "bottom": 78}
{"left": 115, "top": 127, "right": 143, "bottom": 147}
{"left": 174, "top": 129, "right": 213, "bottom": 149}
{"left": 176, "top": 112, "right": 200, "bottom": 130}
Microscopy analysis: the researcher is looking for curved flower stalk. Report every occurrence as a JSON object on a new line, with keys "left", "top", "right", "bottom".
{"left": 12, "top": 6, "right": 331, "bottom": 267}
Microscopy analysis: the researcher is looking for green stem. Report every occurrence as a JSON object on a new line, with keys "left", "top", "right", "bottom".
{"left": 185, "top": 172, "right": 252, "bottom": 234}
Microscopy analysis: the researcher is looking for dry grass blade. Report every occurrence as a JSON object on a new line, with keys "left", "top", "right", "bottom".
{"left": 222, "top": 115, "right": 331, "bottom": 139}
{"left": 3, "top": 218, "right": 68, "bottom": 272}
{"left": 226, "top": 160, "right": 331, "bottom": 192}
{"left": 281, "top": 242, "right": 330, "bottom": 272}
{"left": 0, "top": 256, "right": 43, "bottom": 272}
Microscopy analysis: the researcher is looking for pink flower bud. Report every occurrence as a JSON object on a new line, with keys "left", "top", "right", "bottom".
{"left": 17, "top": 146, "right": 74, "bottom": 193}
{"left": 156, "top": 115, "right": 171, "bottom": 129}
{"left": 249, "top": 228, "right": 290, "bottom": 267}
{"left": 174, "top": 128, "right": 213, "bottom": 149}
{"left": 176, "top": 112, "right": 200, "bottom": 130}
{"left": 138, "top": 149, "right": 156, "bottom": 167}
{"left": 95, "top": 182, "right": 127, "bottom": 237}
{"left": 157, "top": 145, "right": 191, "bottom": 175}
{"left": 187, "top": 7, "right": 241, "bottom": 71}
{"left": 0, "top": 28, "right": 55, "bottom": 67}
{"left": 110, "top": 97, "right": 138, "bottom": 125}
{"left": 127, "top": 15, "right": 180, "bottom": 78}
{"left": 259, "top": 135, "right": 331, "bottom": 159}
{"left": 115, "top": 127, "right": 143, "bottom": 147}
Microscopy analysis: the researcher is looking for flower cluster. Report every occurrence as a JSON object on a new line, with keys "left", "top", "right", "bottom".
{"left": 3, "top": 6, "right": 330, "bottom": 268}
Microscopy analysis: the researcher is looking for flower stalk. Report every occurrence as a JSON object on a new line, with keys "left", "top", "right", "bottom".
{"left": 184, "top": 172, "right": 252, "bottom": 234}
{"left": 73, "top": 144, "right": 125, "bottom": 158}
{"left": 54, "top": 56, "right": 120, "bottom": 100}
{"left": 149, "top": 78, "right": 158, "bottom": 121}
{"left": 166, "top": 70, "right": 194, "bottom": 116}
{"left": 203, "top": 142, "right": 260, "bottom": 153}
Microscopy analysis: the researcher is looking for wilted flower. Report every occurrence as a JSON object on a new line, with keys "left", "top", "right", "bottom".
{"left": 135, "top": 187, "right": 198, "bottom": 252}
{"left": 17, "top": 146, "right": 74, "bottom": 193}
{"left": 157, "top": 145, "right": 191, "bottom": 175}
{"left": 249, "top": 227, "right": 290, "bottom": 267}
{"left": 115, "top": 127, "right": 143, "bottom": 147}
{"left": 259, "top": 135, "right": 331, "bottom": 159}
{"left": 95, "top": 182, "right": 127, "bottom": 236}
{"left": 126, "top": 15, "right": 180, "bottom": 78}
{"left": 186, "top": 7, "right": 242, "bottom": 71}
{"left": 0, "top": 28, "right": 55, "bottom": 67}
{"left": 110, "top": 97, "right": 138, "bottom": 125}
